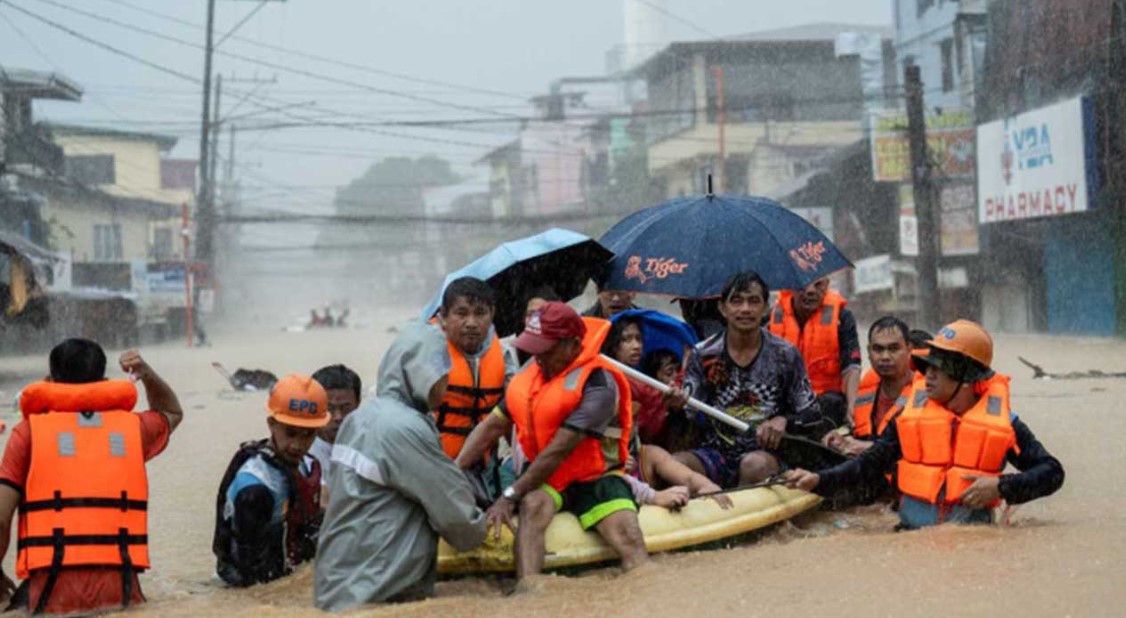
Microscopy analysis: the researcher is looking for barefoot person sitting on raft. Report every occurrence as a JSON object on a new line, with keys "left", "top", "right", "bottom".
{"left": 456, "top": 302, "right": 648, "bottom": 582}
{"left": 785, "top": 320, "right": 1066, "bottom": 529}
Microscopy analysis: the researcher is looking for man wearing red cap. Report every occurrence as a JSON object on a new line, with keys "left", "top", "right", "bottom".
{"left": 457, "top": 302, "right": 647, "bottom": 582}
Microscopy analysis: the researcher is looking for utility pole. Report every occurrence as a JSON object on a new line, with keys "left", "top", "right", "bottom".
{"left": 195, "top": 0, "right": 284, "bottom": 266}
{"left": 208, "top": 74, "right": 223, "bottom": 208}
{"left": 713, "top": 66, "right": 726, "bottom": 193}
{"left": 905, "top": 65, "right": 940, "bottom": 329}
{"left": 196, "top": 0, "right": 217, "bottom": 264}
{"left": 225, "top": 124, "right": 237, "bottom": 198}
{"left": 181, "top": 203, "right": 194, "bottom": 348}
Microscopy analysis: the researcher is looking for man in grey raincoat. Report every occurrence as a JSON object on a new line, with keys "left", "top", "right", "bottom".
{"left": 314, "top": 322, "right": 487, "bottom": 611}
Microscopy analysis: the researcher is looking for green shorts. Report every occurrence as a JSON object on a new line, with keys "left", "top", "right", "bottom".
{"left": 541, "top": 474, "right": 638, "bottom": 531}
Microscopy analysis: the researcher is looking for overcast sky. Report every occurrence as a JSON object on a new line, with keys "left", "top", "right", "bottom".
{"left": 1, "top": 0, "right": 890, "bottom": 219}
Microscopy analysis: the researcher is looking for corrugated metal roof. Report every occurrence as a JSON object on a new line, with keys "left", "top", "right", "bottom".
{"left": 0, "top": 68, "right": 82, "bottom": 101}
{"left": 728, "top": 22, "right": 891, "bottom": 43}
{"left": 45, "top": 123, "right": 178, "bottom": 152}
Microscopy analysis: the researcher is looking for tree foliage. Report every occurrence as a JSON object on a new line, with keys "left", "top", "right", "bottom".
{"left": 334, "top": 155, "right": 460, "bottom": 216}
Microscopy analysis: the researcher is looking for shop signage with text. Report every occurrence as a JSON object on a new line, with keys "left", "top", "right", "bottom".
{"left": 977, "top": 96, "right": 1098, "bottom": 223}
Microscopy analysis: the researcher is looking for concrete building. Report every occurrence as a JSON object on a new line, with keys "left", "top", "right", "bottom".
{"left": 892, "top": 0, "right": 991, "bottom": 111}
{"left": 631, "top": 23, "right": 891, "bottom": 200}
{"left": 43, "top": 124, "right": 187, "bottom": 263}
{"left": 974, "top": 0, "right": 1126, "bottom": 336}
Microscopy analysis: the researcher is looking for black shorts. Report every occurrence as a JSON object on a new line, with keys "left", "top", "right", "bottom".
{"left": 541, "top": 474, "right": 638, "bottom": 530}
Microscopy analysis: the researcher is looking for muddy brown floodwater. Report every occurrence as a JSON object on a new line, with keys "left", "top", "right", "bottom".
{"left": 1, "top": 318, "right": 1123, "bottom": 617}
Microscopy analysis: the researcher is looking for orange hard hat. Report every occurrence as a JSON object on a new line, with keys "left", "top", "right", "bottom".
{"left": 267, "top": 374, "right": 329, "bottom": 428}
{"left": 926, "top": 319, "right": 993, "bottom": 368}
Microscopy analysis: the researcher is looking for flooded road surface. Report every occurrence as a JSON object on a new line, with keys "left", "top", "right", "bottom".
{"left": 1, "top": 323, "right": 1123, "bottom": 617}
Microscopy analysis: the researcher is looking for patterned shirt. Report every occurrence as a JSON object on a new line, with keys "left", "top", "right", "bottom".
{"left": 683, "top": 329, "right": 819, "bottom": 458}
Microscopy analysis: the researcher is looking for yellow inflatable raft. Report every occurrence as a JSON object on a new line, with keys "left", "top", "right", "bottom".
{"left": 438, "top": 485, "right": 820, "bottom": 575}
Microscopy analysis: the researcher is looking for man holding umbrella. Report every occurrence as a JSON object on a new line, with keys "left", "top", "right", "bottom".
{"left": 582, "top": 280, "right": 637, "bottom": 319}
{"left": 673, "top": 271, "right": 823, "bottom": 487}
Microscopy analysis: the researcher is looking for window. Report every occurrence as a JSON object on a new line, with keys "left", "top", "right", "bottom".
{"left": 94, "top": 224, "right": 123, "bottom": 261}
{"left": 940, "top": 38, "right": 955, "bottom": 92}
{"left": 917, "top": 0, "right": 935, "bottom": 17}
{"left": 65, "top": 155, "right": 116, "bottom": 186}
{"left": 152, "top": 228, "right": 174, "bottom": 260}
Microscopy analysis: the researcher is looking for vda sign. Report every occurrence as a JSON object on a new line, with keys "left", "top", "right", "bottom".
{"left": 1002, "top": 120, "right": 1054, "bottom": 185}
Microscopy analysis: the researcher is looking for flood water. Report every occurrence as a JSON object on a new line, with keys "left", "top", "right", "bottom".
{"left": 1, "top": 315, "right": 1123, "bottom": 617}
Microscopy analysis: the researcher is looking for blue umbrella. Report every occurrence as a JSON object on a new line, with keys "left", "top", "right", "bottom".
{"left": 420, "top": 228, "right": 612, "bottom": 337}
{"left": 609, "top": 309, "right": 697, "bottom": 362}
{"left": 599, "top": 194, "right": 851, "bottom": 298}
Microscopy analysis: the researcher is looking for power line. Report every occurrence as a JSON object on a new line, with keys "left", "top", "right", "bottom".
{"left": 0, "top": 1, "right": 564, "bottom": 158}
{"left": 18, "top": 0, "right": 524, "bottom": 119}
{"left": 0, "top": 1, "right": 200, "bottom": 83}
{"left": 221, "top": 208, "right": 633, "bottom": 226}
{"left": 93, "top": 0, "right": 530, "bottom": 102}
{"left": 0, "top": 14, "right": 199, "bottom": 204}
{"left": 7, "top": 0, "right": 931, "bottom": 157}
{"left": 634, "top": 0, "right": 720, "bottom": 40}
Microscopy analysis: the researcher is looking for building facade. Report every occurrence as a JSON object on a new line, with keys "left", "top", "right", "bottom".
{"left": 974, "top": 0, "right": 1126, "bottom": 336}
{"left": 633, "top": 24, "right": 890, "bottom": 201}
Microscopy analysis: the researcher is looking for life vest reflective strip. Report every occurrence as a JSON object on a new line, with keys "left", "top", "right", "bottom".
{"left": 853, "top": 369, "right": 911, "bottom": 439}
{"left": 506, "top": 318, "right": 633, "bottom": 493}
{"left": 16, "top": 380, "right": 148, "bottom": 612}
{"left": 768, "top": 290, "right": 846, "bottom": 395}
{"left": 896, "top": 374, "right": 1018, "bottom": 508}
{"left": 435, "top": 338, "right": 507, "bottom": 459}
{"left": 212, "top": 440, "right": 322, "bottom": 587}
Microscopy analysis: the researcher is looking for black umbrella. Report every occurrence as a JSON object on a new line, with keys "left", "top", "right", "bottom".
{"left": 420, "top": 228, "right": 613, "bottom": 337}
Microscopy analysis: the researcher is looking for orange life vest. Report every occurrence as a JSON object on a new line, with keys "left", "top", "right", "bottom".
{"left": 896, "top": 374, "right": 1018, "bottom": 507}
{"left": 15, "top": 380, "right": 149, "bottom": 586}
{"left": 769, "top": 289, "right": 846, "bottom": 395}
{"left": 434, "top": 337, "right": 507, "bottom": 459}
{"left": 505, "top": 318, "right": 632, "bottom": 493}
{"left": 852, "top": 369, "right": 911, "bottom": 439}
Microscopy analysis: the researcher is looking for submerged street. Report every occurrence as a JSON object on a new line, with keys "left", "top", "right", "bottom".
{"left": 1, "top": 318, "right": 1119, "bottom": 616}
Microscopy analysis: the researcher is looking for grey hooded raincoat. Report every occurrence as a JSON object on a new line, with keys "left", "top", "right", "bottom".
{"left": 314, "top": 321, "right": 486, "bottom": 611}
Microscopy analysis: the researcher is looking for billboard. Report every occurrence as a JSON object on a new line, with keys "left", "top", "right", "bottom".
{"left": 977, "top": 96, "right": 1099, "bottom": 223}
{"left": 870, "top": 109, "right": 975, "bottom": 182}
{"left": 939, "top": 183, "right": 979, "bottom": 256}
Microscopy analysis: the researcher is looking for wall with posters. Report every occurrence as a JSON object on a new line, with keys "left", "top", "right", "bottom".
{"left": 871, "top": 109, "right": 976, "bottom": 183}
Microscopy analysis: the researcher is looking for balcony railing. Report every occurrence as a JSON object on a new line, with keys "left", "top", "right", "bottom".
{"left": 2, "top": 126, "right": 65, "bottom": 174}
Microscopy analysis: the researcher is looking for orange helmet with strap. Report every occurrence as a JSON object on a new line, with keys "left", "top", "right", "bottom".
{"left": 911, "top": 320, "right": 994, "bottom": 383}
{"left": 928, "top": 320, "right": 992, "bottom": 368}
